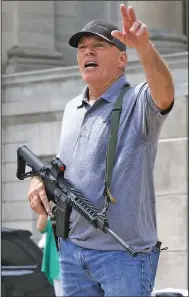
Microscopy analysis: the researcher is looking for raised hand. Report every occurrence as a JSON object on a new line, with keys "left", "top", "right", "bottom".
{"left": 111, "top": 4, "right": 150, "bottom": 51}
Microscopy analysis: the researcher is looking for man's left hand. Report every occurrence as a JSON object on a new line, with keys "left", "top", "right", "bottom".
{"left": 111, "top": 4, "right": 150, "bottom": 52}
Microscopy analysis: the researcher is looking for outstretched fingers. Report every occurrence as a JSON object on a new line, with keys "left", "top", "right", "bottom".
{"left": 120, "top": 5, "right": 137, "bottom": 32}
{"left": 111, "top": 4, "right": 139, "bottom": 44}
{"left": 128, "top": 6, "right": 136, "bottom": 24}
{"left": 120, "top": 4, "right": 130, "bottom": 32}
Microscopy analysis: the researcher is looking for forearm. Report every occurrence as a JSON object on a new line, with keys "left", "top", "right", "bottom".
{"left": 37, "top": 214, "right": 48, "bottom": 232}
{"left": 137, "top": 41, "right": 174, "bottom": 110}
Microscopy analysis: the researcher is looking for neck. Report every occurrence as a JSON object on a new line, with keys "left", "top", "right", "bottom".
{"left": 88, "top": 75, "right": 122, "bottom": 101}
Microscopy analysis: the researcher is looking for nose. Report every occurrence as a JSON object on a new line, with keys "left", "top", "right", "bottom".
{"left": 84, "top": 46, "right": 95, "bottom": 56}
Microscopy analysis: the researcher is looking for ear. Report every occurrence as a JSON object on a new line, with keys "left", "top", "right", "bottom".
{"left": 118, "top": 51, "right": 127, "bottom": 69}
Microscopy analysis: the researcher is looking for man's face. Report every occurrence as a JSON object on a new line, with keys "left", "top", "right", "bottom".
{"left": 77, "top": 35, "right": 126, "bottom": 85}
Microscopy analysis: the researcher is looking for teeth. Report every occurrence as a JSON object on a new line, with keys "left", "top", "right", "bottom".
{"left": 85, "top": 62, "right": 97, "bottom": 68}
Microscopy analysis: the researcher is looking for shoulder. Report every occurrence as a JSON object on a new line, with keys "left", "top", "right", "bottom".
{"left": 64, "top": 94, "right": 83, "bottom": 112}
{"left": 125, "top": 82, "right": 148, "bottom": 98}
{"left": 122, "top": 82, "right": 148, "bottom": 106}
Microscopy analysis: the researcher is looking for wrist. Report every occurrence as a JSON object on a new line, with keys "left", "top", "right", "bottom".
{"left": 136, "top": 41, "right": 154, "bottom": 56}
{"left": 30, "top": 175, "right": 42, "bottom": 183}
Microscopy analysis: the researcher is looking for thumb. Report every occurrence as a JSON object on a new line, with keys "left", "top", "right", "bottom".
{"left": 111, "top": 30, "right": 126, "bottom": 43}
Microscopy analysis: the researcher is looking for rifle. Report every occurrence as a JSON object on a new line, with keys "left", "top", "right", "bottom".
{"left": 16, "top": 145, "right": 137, "bottom": 257}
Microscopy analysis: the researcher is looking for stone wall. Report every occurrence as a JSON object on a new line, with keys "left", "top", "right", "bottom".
{"left": 2, "top": 51, "right": 188, "bottom": 289}
{"left": 2, "top": 1, "right": 188, "bottom": 73}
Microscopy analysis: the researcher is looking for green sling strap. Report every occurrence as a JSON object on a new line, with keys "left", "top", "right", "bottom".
{"left": 105, "top": 84, "right": 131, "bottom": 203}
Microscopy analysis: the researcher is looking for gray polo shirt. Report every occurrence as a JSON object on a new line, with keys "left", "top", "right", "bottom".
{"left": 58, "top": 75, "right": 172, "bottom": 252}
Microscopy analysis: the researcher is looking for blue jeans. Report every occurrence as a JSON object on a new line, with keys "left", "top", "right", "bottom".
{"left": 59, "top": 239, "right": 160, "bottom": 296}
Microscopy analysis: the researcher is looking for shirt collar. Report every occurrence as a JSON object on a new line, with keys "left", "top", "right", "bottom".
{"left": 74, "top": 75, "right": 129, "bottom": 107}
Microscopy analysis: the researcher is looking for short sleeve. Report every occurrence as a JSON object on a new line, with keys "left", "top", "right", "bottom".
{"left": 133, "top": 82, "right": 174, "bottom": 140}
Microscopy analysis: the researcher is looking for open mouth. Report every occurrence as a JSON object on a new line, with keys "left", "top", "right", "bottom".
{"left": 84, "top": 62, "right": 98, "bottom": 69}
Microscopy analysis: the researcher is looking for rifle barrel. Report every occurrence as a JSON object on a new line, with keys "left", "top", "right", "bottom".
{"left": 105, "top": 227, "right": 137, "bottom": 256}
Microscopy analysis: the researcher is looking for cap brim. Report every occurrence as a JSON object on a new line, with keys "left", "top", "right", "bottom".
{"left": 69, "top": 31, "right": 114, "bottom": 48}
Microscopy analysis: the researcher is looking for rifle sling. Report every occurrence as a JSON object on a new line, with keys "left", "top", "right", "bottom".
{"left": 105, "top": 84, "right": 131, "bottom": 202}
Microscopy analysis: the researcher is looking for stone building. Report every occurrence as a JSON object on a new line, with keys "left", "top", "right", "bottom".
{"left": 2, "top": 1, "right": 188, "bottom": 290}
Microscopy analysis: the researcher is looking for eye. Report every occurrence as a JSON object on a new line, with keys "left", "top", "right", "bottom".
{"left": 78, "top": 45, "right": 86, "bottom": 50}
{"left": 95, "top": 43, "right": 104, "bottom": 47}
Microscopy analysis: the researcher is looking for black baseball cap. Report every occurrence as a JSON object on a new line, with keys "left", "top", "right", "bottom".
{"left": 69, "top": 19, "right": 126, "bottom": 52}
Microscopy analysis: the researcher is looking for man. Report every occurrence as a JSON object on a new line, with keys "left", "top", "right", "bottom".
{"left": 28, "top": 4, "right": 174, "bottom": 296}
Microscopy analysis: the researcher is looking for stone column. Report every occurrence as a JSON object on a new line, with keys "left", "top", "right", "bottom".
{"left": 127, "top": 1, "right": 188, "bottom": 54}
{"left": 105, "top": 1, "right": 126, "bottom": 27}
{"left": 2, "top": 1, "right": 65, "bottom": 74}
